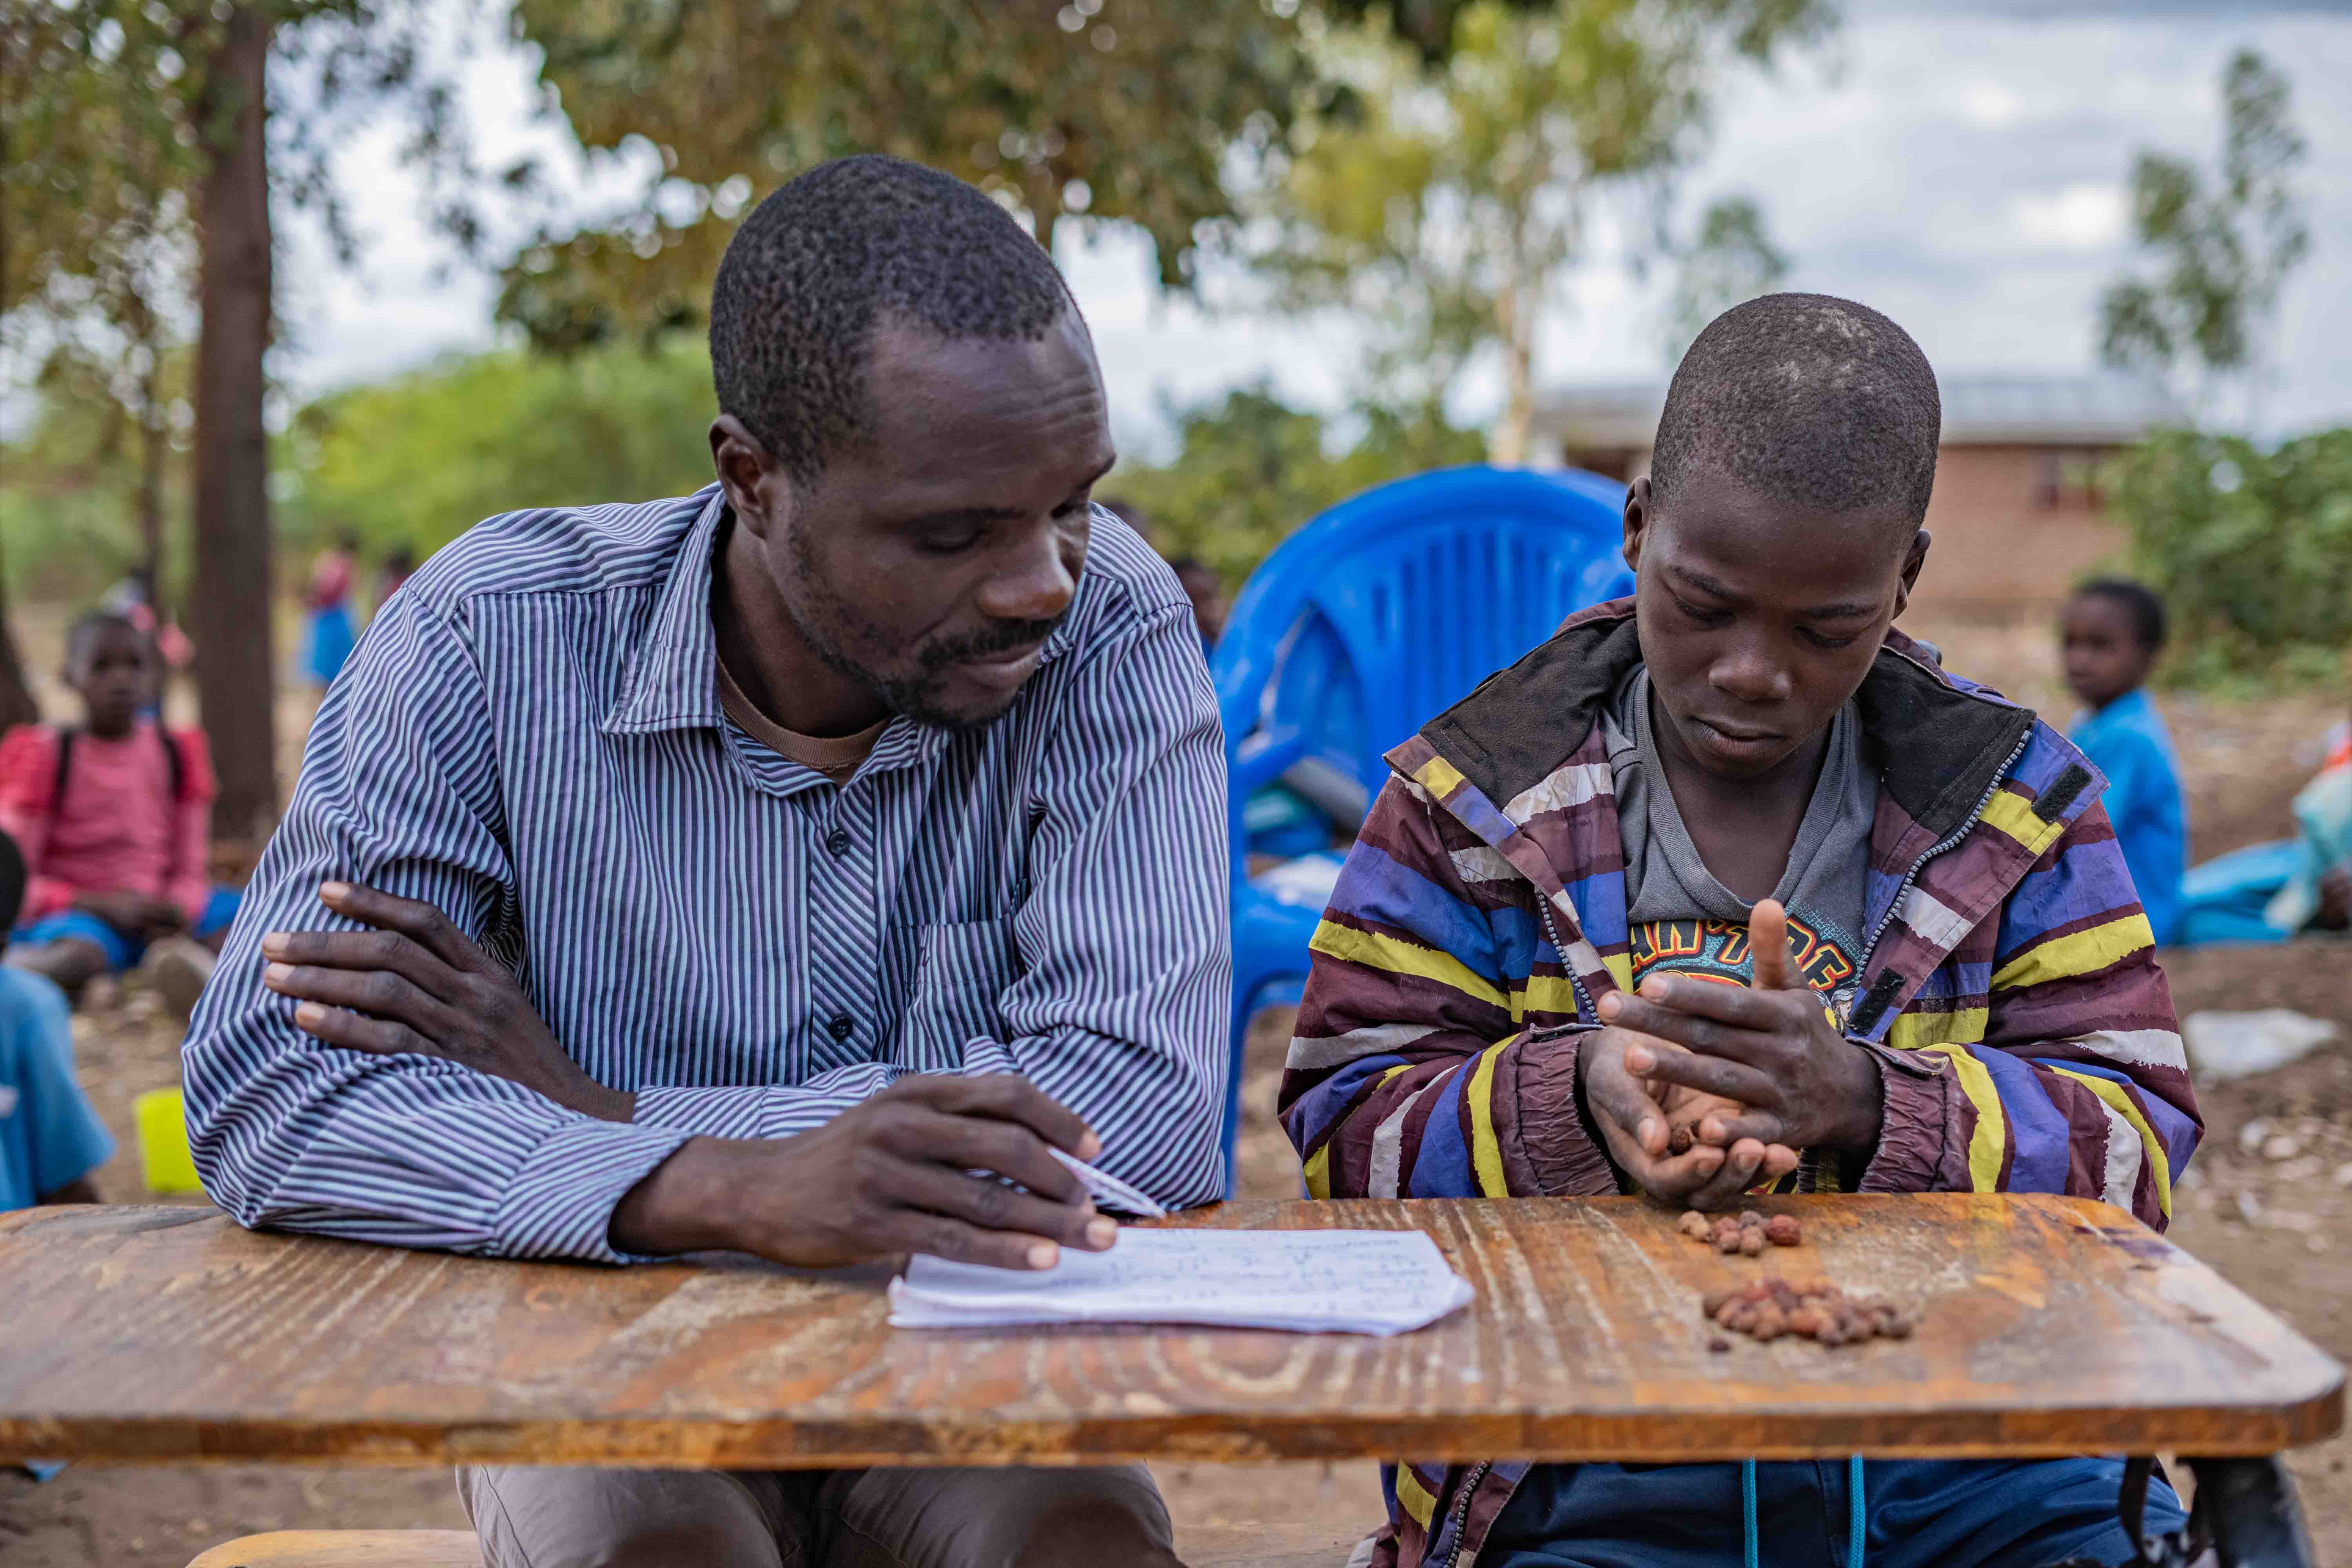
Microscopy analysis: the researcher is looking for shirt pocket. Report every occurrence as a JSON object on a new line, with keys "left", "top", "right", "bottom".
{"left": 895, "top": 917, "right": 1021, "bottom": 1073}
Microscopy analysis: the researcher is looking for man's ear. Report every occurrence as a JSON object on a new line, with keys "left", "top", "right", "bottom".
{"left": 1622, "top": 476, "right": 1653, "bottom": 574}
{"left": 1891, "top": 527, "right": 1931, "bottom": 620}
{"left": 709, "top": 416, "right": 790, "bottom": 542}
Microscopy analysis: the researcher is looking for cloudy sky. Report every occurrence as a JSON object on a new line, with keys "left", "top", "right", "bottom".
{"left": 277, "top": 0, "right": 2352, "bottom": 455}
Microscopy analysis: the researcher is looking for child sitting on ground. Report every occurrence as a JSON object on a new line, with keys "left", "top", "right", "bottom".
{"left": 0, "top": 828, "right": 113, "bottom": 1210}
{"left": 2062, "top": 579, "right": 2187, "bottom": 945}
{"left": 0, "top": 612, "right": 238, "bottom": 1017}
{"left": 1282, "top": 294, "right": 2197, "bottom": 1567}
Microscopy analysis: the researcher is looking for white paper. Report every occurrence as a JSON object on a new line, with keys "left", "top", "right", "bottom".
{"left": 889, "top": 1227, "right": 1474, "bottom": 1336}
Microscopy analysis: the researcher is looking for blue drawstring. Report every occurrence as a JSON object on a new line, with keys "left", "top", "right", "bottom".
{"left": 1741, "top": 1459, "right": 1759, "bottom": 1568}
{"left": 1847, "top": 1455, "right": 1865, "bottom": 1568}
{"left": 1740, "top": 1455, "right": 1865, "bottom": 1568}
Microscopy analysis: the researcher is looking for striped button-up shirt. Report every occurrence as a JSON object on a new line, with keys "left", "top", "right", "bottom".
{"left": 184, "top": 489, "right": 1230, "bottom": 1261}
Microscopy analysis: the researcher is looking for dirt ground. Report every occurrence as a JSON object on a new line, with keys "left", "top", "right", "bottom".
{"left": 3, "top": 609, "right": 2348, "bottom": 1566}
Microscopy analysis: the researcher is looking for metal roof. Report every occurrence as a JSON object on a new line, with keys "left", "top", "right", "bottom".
{"left": 1535, "top": 374, "right": 2182, "bottom": 450}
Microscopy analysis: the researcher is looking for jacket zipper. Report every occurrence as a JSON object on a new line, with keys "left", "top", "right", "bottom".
{"left": 1437, "top": 1460, "right": 1492, "bottom": 1568}
{"left": 1851, "top": 728, "right": 2034, "bottom": 1016}
{"left": 1428, "top": 731, "right": 2031, "bottom": 1568}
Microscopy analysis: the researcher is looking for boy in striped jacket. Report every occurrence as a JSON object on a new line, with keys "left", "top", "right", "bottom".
{"left": 1281, "top": 296, "right": 2198, "bottom": 1568}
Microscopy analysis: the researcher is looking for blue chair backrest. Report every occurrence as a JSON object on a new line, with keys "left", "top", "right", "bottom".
{"left": 1212, "top": 465, "right": 1633, "bottom": 831}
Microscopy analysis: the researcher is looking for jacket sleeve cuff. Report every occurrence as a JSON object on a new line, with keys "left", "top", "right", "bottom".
{"left": 1511, "top": 1028, "right": 1620, "bottom": 1196}
{"left": 1854, "top": 1042, "right": 1956, "bottom": 1194}
{"left": 491, "top": 1117, "right": 695, "bottom": 1263}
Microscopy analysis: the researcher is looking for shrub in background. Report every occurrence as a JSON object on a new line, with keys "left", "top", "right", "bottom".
{"left": 2107, "top": 427, "right": 2352, "bottom": 687}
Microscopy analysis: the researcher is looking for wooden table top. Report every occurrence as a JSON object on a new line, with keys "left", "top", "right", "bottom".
{"left": 2, "top": 1194, "right": 2339, "bottom": 1468}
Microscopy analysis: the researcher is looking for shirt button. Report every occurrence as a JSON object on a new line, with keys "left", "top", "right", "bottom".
{"left": 824, "top": 829, "right": 852, "bottom": 857}
{"left": 826, "top": 1013, "right": 856, "bottom": 1042}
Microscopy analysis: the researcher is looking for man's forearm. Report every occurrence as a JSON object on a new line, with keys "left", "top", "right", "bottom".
{"left": 607, "top": 1136, "right": 748, "bottom": 1255}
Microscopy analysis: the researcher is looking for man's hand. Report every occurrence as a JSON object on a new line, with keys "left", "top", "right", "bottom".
{"left": 1577, "top": 1027, "right": 1799, "bottom": 1210}
{"left": 609, "top": 1076, "right": 1117, "bottom": 1272}
{"left": 261, "top": 881, "right": 632, "bottom": 1122}
{"left": 1600, "top": 898, "right": 1885, "bottom": 1155}
{"left": 75, "top": 888, "right": 184, "bottom": 939}
{"left": 266, "top": 882, "right": 1120, "bottom": 1273}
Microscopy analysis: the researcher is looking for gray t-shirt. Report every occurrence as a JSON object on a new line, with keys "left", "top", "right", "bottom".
{"left": 1600, "top": 666, "right": 1876, "bottom": 1025}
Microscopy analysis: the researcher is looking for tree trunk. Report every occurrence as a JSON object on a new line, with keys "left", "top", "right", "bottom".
{"left": 1491, "top": 278, "right": 1537, "bottom": 468}
{"left": 138, "top": 365, "right": 168, "bottom": 610}
{"left": 0, "top": 539, "right": 42, "bottom": 734}
{"left": 191, "top": 5, "right": 278, "bottom": 844}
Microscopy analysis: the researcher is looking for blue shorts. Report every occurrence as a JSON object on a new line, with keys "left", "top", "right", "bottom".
{"left": 15, "top": 886, "right": 241, "bottom": 973}
{"left": 1481, "top": 1457, "right": 2183, "bottom": 1568}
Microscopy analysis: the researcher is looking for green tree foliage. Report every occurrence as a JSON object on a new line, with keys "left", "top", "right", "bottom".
{"left": 2107, "top": 428, "right": 2352, "bottom": 685}
{"left": 495, "top": 0, "right": 1322, "bottom": 351}
{"left": 280, "top": 345, "right": 720, "bottom": 555}
{"left": 7, "top": 0, "right": 486, "bottom": 836}
{"left": 1107, "top": 388, "right": 1485, "bottom": 584}
{"left": 1661, "top": 192, "right": 1786, "bottom": 363}
{"left": 2098, "top": 49, "right": 2308, "bottom": 424}
{"left": 0, "top": 345, "right": 194, "bottom": 603}
{"left": 1254, "top": 0, "right": 1830, "bottom": 464}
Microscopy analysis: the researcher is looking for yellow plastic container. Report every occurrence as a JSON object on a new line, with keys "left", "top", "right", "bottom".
{"left": 134, "top": 1087, "right": 204, "bottom": 1194}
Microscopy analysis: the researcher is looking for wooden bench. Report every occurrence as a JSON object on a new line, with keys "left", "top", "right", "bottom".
{"left": 186, "top": 1523, "right": 1365, "bottom": 1567}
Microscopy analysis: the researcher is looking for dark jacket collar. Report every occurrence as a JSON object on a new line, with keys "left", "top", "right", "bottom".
{"left": 1414, "top": 598, "right": 2037, "bottom": 846}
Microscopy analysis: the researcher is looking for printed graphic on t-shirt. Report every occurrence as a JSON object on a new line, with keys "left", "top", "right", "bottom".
{"left": 1627, "top": 911, "right": 1862, "bottom": 1026}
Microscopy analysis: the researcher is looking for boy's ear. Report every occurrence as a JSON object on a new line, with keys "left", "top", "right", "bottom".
{"left": 1891, "top": 527, "right": 1931, "bottom": 619}
{"left": 1621, "top": 476, "right": 1653, "bottom": 575}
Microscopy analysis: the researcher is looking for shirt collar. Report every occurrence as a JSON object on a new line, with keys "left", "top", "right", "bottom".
{"left": 603, "top": 488, "right": 730, "bottom": 736}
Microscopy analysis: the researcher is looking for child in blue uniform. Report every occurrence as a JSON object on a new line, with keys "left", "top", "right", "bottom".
{"left": 2062, "top": 579, "right": 2186, "bottom": 944}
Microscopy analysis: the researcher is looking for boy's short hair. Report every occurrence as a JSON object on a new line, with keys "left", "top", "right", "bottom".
{"left": 1651, "top": 292, "right": 1942, "bottom": 526}
{"left": 64, "top": 610, "right": 149, "bottom": 673}
{"left": 2076, "top": 577, "right": 2168, "bottom": 650}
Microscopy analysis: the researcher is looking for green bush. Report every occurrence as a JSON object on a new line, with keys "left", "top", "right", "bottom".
{"left": 279, "top": 343, "right": 720, "bottom": 557}
{"left": 2107, "top": 426, "right": 2352, "bottom": 686}
{"left": 1106, "top": 387, "right": 1485, "bottom": 586}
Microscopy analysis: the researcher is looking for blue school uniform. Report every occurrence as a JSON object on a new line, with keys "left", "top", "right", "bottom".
{"left": 2069, "top": 688, "right": 2186, "bottom": 946}
{"left": 0, "top": 967, "right": 113, "bottom": 1210}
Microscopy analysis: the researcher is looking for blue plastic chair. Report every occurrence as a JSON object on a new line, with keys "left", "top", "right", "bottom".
{"left": 1209, "top": 464, "right": 1635, "bottom": 1191}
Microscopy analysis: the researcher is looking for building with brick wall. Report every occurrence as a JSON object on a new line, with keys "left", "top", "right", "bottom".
{"left": 1529, "top": 375, "right": 2179, "bottom": 617}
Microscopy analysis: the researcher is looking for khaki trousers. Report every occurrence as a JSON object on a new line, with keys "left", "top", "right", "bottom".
{"left": 457, "top": 1462, "right": 1180, "bottom": 1568}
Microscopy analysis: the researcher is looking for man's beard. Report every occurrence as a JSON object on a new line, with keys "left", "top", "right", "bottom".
{"left": 782, "top": 538, "right": 1064, "bottom": 733}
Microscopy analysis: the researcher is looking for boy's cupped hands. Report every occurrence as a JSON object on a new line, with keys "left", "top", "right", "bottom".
{"left": 1577, "top": 899, "right": 1884, "bottom": 1210}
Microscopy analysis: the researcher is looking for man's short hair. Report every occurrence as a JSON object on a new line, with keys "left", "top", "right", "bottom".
{"left": 708, "top": 155, "right": 1077, "bottom": 486}
{"left": 1650, "top": 293, "right": 1942, "bottom": 525}
{"left": 2076, "top": 577, "right": 2168, "bottom": 650}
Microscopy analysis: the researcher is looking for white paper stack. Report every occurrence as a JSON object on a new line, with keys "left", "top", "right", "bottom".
{"left": 888, "top": 1227, "right": 1475, "bottom": 1336}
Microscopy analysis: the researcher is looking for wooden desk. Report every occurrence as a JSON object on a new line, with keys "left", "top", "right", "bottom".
{"left": 1, "top": 1194, "right": 2338, "bottom": 1468}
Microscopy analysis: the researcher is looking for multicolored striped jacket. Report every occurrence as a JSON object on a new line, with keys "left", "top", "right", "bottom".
{"left": 1279, "top": 599, "right": 2198, "bottom": 1568}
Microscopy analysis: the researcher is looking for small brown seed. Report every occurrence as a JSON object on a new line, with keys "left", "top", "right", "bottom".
{"left": 1751, "top": 1305, "right": 1786, "bottom": 1341}
{"left": 1709, "top": 1336, "right": 1733, "bottom": 1353}
{"left": 1738, "top": 1210, "right": 1765, "bottom": 1228}
{"left": 1715, "top": 1228, "right": 1745, "bottom": 1254}
{"left": 1764, "top": 1214, "right": 1802, "bottom": 1247}
{"left": 1668, "top": 1123, "right": 1696, "bottom": 1155}
{"left": 1739, "top": 1230, "right": 1767, "bottom": 1257}
{"left": 1679, "top": 1211, "right": 1713, "bottom": 1241}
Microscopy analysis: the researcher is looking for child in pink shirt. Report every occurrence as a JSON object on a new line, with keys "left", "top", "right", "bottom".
{"left": 0, "top": 613, "right": 238, "bottom": 1012}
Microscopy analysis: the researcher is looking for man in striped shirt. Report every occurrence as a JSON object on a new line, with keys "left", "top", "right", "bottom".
{"left": 184, "top": 157, "right": 1227, "bottom": 1566}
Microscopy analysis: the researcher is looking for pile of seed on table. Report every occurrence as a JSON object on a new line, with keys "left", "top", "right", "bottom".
{"left": 1675, "top": 1208, "right": 1802, "bottom": 1256}
{"left": 1701, "top": 1277, "right": 1917, "bottom": 1350}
